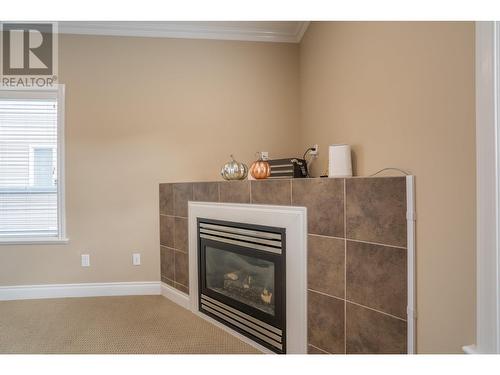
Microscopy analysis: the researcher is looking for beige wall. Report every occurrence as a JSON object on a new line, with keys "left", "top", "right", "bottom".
{"left": 0, "top": 35, "right": 300, "bottom": 285}
{"left": 299, "top": 22, "right": 476, "bottom": 353}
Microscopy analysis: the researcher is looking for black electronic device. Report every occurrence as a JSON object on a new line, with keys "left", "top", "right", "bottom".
{"left": 267, "top": 158, "right": 308, "bottom": 179}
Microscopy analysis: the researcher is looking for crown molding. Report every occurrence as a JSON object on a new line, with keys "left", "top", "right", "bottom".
{"left": 295, "top": 21, "right": 310, "bottom": 42}
{"left": 58, "top": 21, "right": 310, "bottom": 43}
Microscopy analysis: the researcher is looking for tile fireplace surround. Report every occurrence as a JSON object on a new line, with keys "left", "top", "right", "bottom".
{"left": 159, "top": 177, "right": 411, "bottom": 354}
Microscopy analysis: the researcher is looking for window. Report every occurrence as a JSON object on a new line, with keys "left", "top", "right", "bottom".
{"left": 0, "top": 86, "right": 66, "bottom": 242}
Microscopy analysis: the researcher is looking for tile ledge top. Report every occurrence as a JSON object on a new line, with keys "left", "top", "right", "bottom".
{"left": 159, "top": 176, "right": 409, "bottom": 184}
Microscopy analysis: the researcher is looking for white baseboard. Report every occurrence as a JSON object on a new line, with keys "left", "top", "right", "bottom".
{"left": 462, "top": 344, "right": 479, "bottom": 354}
{"left": 160, "top": 282, "right": 190, "bottom": 309}
{"left": 0, "top": 281, "right": 161, "bottom": 301}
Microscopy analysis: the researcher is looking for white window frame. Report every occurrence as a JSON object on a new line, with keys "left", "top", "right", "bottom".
{"left": 0, "top": 84, "right": 67, "bottom": 244}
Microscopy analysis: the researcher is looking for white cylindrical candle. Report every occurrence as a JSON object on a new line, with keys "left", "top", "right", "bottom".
{"left": 328, "top": 144, "right": 353, "bottom": 178}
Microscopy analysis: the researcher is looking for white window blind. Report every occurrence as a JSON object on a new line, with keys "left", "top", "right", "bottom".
{"left": 0, "top": 88, "right": 65, "bottom": 241}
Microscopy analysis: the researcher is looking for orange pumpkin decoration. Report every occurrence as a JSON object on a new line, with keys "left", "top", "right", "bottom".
{"left": 250, "top": 154, "right": 271, "bottom": 179}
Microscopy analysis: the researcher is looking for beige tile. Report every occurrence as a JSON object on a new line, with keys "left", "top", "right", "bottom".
{"left": 346, "top": 177, "right": 406, "bottom": 247}
{"left": 308, "top": 290, "right": 345, "bottom": 354}
{"left": 159, "top": 215, "right": 174, "bottom": 248}
{"left": 219, "top": 181, "right": 250, "bottom": 203}
{"left": 175, "top": 251, "right": 189, "bottom": 287}
{"left": 346, "top": 302, "right": 407, "bottom": 354}
{"left": 174, "top": 217, "right": 188, "bottom": 252}
{"left": 292, "top": 178, "right": 344, "bottom": 237}
{"left": 308, "top": 235, "right": 345, "bottom": 298}
{"left": 173, "top": 183, "right": 193, "bottom": 217}
{"left": 251, "top": 180, "right": 291, "bottom": 205}
{"left": 159, "top": 183, "right": 174, "bottom": 215}
{"left": 346, "top": 240, "right": 407, "bottom": 318}
{"left": 194, "top": 182, "right": 219, "bottom": 202}
{"left": 160, "top": 246, "right": 175, "bottom": 282}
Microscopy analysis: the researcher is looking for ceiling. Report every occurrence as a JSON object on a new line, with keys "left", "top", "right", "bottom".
{"left": 58, "top": 21, "right": 310, "bottom": 43}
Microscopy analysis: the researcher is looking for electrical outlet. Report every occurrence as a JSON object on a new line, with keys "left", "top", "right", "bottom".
{"left": 81, "top": 254, "right": 90, "bottom": 267}
{"left": 310, "top": 144, "right": 319, "bottom": 157}
{"left": 132, "top": 253, "right": 141, "bottom": 266}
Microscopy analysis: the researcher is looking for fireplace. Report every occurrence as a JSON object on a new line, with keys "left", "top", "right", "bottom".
{"left": 187, "top": 202, "right": 307, "bottom": 353}
{"left": 198, "top": 218, "right": 286, "bottom": 353}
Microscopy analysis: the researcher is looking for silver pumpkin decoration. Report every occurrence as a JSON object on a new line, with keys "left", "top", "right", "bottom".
{"left": 221, "top": 155, "right": 248, "bottom": 180}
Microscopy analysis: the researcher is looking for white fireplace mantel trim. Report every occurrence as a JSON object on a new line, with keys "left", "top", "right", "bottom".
{"left": 187, "top": 202, "right": 307, "bottom": 354}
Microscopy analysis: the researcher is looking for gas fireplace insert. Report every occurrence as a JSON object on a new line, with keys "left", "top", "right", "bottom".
{"left": 197, "top": 218, "right": 286, "bottom": 353}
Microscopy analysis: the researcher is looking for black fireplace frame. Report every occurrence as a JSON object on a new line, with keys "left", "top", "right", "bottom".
{"left": 197, "top": 217, "right": 286, "bottom": 353}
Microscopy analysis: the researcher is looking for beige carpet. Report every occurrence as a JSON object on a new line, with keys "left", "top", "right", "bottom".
{"left": 0, "top": 295, "right": 260, "bottom": 354}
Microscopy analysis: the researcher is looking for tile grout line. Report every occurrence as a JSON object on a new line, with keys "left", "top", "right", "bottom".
{"left": 188, "top": 185, "right": 193, "bottom": 290}
{"left": 343, "top": 178, "right": 347, "bottom": 239}
{"left": 172, "top": 248, "right": 188, "bottom": 254}
{"left": 186, "top": 184, "right": 193, "bottom": 288}
{"left": 173, "top": 185, "right": 177, "bottom": 217}
{"left": 160, "top": 245, "right": 180, "bottom": 251}
{"left": 346, "top": 238, "right": 407, "bottom": 250}
{"left": 163, "top": 277, "right": 175, "bottom": 285}
{"left": 308, "top": 288, "right": 344, "bottom": 302}
{"left": 174, "top": 281, "right": 189, "bottom": 289}
{"left": 160, "top": 214, "right": 188, "bottom": 219}
{"left": 173, "top": 216, "right": 177, "bottom": 260}
{"left": 308, "top": 288, "right": 407, "bottom": 322}
{"left": 343, "top": 178, "right": 347, "bottom": 354}
{"left": 173, "top": 246, "right": 176, "bottom": 284}
{"left": 307, "top": 232, "right": 406, "bottom": 250}
{"left": 173, "top": 189, "right": 178, "bottom": 284}
{"left": 165, "top": 184, "right": 188, "bottom": 293}
{"left": 308, "top": 343, "right": 332, "bottom": 354}
{"left": 308, "top": 233, "right": 345, "bottom": 241}
{"left": 346, "top": 300, "right": 407, "bottom": 322}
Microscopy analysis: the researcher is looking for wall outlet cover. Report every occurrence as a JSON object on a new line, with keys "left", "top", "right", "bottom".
{"left": 310, "top": 144, "right": 319, "bottom": 156}
{"left": 81, "top": 254, "right": 90, "bottom": 267}
{"left": 133, "top": 253, "right": 141, "bottom": 266}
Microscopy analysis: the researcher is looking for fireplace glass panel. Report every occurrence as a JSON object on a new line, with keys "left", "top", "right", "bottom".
{"left": 205, "top": 246, "right": 275, "bottom": 316}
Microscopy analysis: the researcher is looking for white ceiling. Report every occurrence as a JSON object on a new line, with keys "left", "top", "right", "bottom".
{"left": 58, "top": 21, "right": 310, "bottom": 43}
